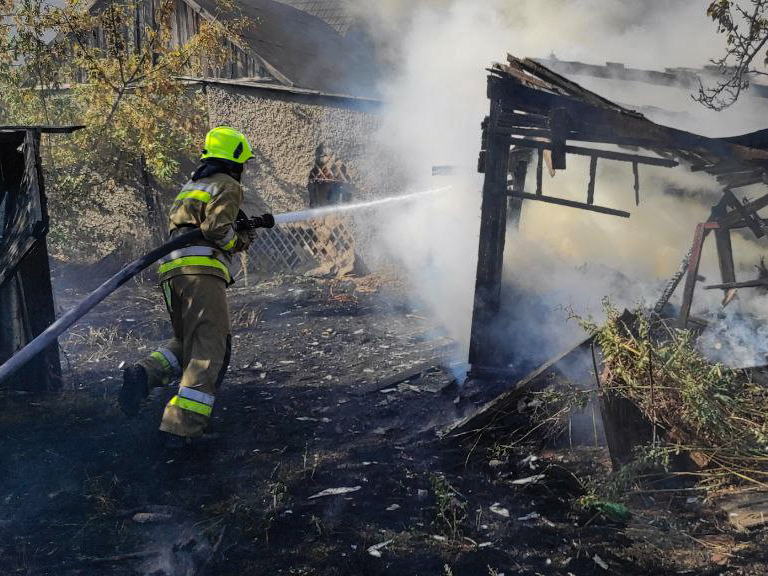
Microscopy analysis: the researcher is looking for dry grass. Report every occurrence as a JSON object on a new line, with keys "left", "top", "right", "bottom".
{"left": 61, "top": 325, "right": 144, "bottom": 363}
{"left": 586, "top": 302, "right": 768, "bottom": 490}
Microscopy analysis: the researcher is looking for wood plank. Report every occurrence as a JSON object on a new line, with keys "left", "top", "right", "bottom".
{"left": 587, "top": 156, "right": 597, "bottom": 205}
{"left": 712, "top": 203, "right": 736, "bottom": 288}
{"left": 508, "top": 192, "right": 630, "bottom": 218}
{"left": 513, "top": 56, "right": 627, "bottom": 113}
{"left": 723, "top": 189, "right": 765, "bottom": 238}
{"left": 549, "top": 107, "right": 567, "bottom": 169}
{"left": 716, "top": 168, "right": 764, "bottom": 184}
{"left": 704, "top": 279, "right": 768, "bottom": 290}
{"left": 497, "top": 111, "right": 549, "bottom": 128}
{"left": 507, "top": 158, "right": 529, "bottom": 229}
{"left": 493, "top": 76, "right": 768, "bottom": 163}
{"left": 444, "top": 335, "right": 596, "bottom": 439}
{"left": 536, "top": 148, "right": 543, "bottom": 195}
{"left": 717, "top": 192, "right": 768, "bottom": 229}
{"left": 507, "top": 137, "right": 678, "bottom": 167}
{"left": 503, "top": 126, "right": 551, "bottom": 139}
{"left": 677, "top": 223, "right": 707, "bottom": 328}
{"left": 717, "top": 491, "right": 768, "bottom": 531}
{"left": 469, "top": 83, "right": 512, "bottom": 371}
{"left": 633, "top": 161, "right": 640, "bottom": 205}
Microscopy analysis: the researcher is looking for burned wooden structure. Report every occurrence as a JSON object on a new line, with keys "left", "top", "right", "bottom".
{"left": 0, "top": 126, "right": 80, "bottom": 393}
{"left": 469, "top": 56, "right": 768, "bottom": 377}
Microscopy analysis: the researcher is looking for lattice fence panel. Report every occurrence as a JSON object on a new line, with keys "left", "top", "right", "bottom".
{"left": 247, "top": 218, "right": 355, "bottom": 275}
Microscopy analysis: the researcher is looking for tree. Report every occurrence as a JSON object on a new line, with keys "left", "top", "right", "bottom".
{"left": 698, "top": 0, "right": 768, "bottom": 110}
{"left": 0, "top": 0, "right": 243, "bottom": 252}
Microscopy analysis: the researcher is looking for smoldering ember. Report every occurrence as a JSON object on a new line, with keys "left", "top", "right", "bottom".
{"left": 10, "top": 2, "right": 768, "bottom": 576}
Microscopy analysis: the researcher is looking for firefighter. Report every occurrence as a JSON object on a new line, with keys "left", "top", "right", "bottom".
{"left": 118, "top": 126, "right": 274, "bottom": 447}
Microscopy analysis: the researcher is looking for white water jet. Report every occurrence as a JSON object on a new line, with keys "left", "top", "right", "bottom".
{"left": 273, "top": 186, "right": 454, "bottom": 224}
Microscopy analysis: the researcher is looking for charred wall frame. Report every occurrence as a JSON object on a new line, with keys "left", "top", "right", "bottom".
{"left": 0, "top": 126, "right": 79, "bottom": 393}
{"left": 468, "top": 58, "right": 768, "bottom": 378}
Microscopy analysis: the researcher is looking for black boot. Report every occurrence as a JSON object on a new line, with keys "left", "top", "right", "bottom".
{"left": 161, "top": 432, "right": 192, "bottom": 450}
{"left": 119, "top": 364, "right": 149, "bottom": 416}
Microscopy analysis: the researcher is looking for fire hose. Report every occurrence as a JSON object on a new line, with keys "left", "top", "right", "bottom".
{"left": 0, "top": 186, "right": 451, "bottom": 386}
{"left": 0, "top": 228, "right": 204, "bottom": 386}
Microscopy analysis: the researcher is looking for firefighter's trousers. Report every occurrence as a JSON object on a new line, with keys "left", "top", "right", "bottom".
{"left": 139, "top": 274, "right": 231, "bottom": 438}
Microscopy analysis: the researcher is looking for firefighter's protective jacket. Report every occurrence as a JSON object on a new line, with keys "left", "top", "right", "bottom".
{"left": 157, "top": 172, "right": 249, "bottom": 284}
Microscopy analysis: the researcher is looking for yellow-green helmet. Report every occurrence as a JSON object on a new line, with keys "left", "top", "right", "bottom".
{"left": 201, "top": 126, "right": 253, "bottom": 164}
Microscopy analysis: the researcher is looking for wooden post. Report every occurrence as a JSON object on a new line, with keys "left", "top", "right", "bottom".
{"left": 677, "top": 223, "right": 708, "bottom": 329}
{"left": 469, "top": 77, "right": 512, "bottom": 373}
{"left": 507, "top": 155, "right": 529, "bottom": 229}
{"left": 712, "top": 203, "right": 736, "bottom": 287}
{"left": 632, "top": 161, "right": 640, "bottom": 205}
{"left": 586, "top": 156, "right": 597, "bottom": 205}
{"left": 548, "top": 107, "right": 567, "bottom": 170}
{"left": 535, "top": 148, "right": 543, "bottom": 195}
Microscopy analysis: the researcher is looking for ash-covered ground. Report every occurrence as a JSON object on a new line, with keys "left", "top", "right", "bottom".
{"left": 1, "top": 273, "right": 767, "bottom": 575}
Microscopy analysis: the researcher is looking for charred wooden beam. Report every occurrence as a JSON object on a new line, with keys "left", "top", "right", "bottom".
{"left": 707, "top": 218, "right": 768, "bottom": 230}
{"left": 507, "top": 157, "right": 529, "bottom": 229}
{"left": 548, "top": 107, "right": 567, "bottom": 169}
{"left": 494, "top": 76, "right": 768, "bottom": 163}
{"left": 677, "top": 223, "right": 708, "bottom": 329}
{"left": 497, "top": 111, "right": 549, "bottom": 128}
{"left": 507, "top": 137, "right": 678, "bottom": 167}
{"left": 507, "top": 191, "right": 630, "bottom": 218}
{"left": 712, "top": 202, "right": 737, "bottom": 289}
{"left": 716, "top": 168, "right": 764, "bottom": 183}
{"left": 706, "top": 161, "right": 755, "bottom": 175}
{"left": 469, "top": 81, "right": 512, "bottom": 371}
{"left": 633, "top": 161, "right": 640, "bottom": 205}
{"left": 723, "top": 189, "right": 766, "bottom": 238}
{"left": 587, "top": 156, "right": 597, "bottom": 204}
{"left": 718, "top": 170, "right": 766, "bottom": 190}
{"left": 705, "top": 279, "right": 768, "bottom": 290}
{"left": 716, "top": 192, "right": 768, "bottom": 229}
{"left": 504, "top": 126, "right": 552, "bottom": 139}
{"left": 535, "top": 148, "right": 543, "bottom": 195}
{"left": 447, "top": 334, "right": 596, "bottom": 439}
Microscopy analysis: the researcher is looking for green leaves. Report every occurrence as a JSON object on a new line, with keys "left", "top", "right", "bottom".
{"left": 699, "top": 0, "right": 768, "bottom": 109}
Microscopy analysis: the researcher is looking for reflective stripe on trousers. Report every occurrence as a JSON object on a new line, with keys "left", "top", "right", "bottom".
{"left": 150, "top": 347, "right": 181, "bottom": 384}
{"left": 169, "top": 386, "right": 215, "bottom": 417}
{"left": 157, "top": 246, "right": 231, "bottom": 282}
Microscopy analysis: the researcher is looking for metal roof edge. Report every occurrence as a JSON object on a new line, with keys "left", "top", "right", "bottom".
{"left": 0, "top": 125, "right": 85, "bottom": 133}
{"left": 179, "top": 76, "right": 382, "bottom": 106}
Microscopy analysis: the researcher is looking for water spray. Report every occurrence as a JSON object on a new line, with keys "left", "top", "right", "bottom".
{"left": 274, "top": 186, "right": 452, "bottom": 224}
{"left": 0, "top": 186, "right": 452, "bottom": 385}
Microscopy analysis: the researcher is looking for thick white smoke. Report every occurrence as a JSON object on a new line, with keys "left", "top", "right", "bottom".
{"left": 353, "top": 0, "right": 768, "bottom": 368}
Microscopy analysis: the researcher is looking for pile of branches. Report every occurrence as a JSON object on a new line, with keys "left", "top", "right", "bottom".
{"left": 586, "top": 304, "right": 768, "bottom": 489}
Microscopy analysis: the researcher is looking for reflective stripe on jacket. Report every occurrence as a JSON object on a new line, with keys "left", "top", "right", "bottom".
{"left": 159, "top": 172, "right": 245, "bottom": 284}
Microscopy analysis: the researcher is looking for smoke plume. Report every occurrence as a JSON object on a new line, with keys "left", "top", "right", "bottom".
{"left": 352, "top": 0, "right": 768, "bottom": 368}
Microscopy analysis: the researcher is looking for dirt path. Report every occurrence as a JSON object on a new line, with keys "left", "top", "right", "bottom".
{"left": 1, "top": 275, "right": 766, "bottom": 575}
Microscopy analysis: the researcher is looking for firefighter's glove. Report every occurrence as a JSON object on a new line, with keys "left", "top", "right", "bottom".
{"left": 234, "top": 229, "right": 252, "bottom": 252}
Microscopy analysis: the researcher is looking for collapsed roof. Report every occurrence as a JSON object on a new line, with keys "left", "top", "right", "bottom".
{"left": 470, "top": 56, "right": 768, "bottom": 374}
{"left": 491, "top": 55, "right": 768, "bottom": 179}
